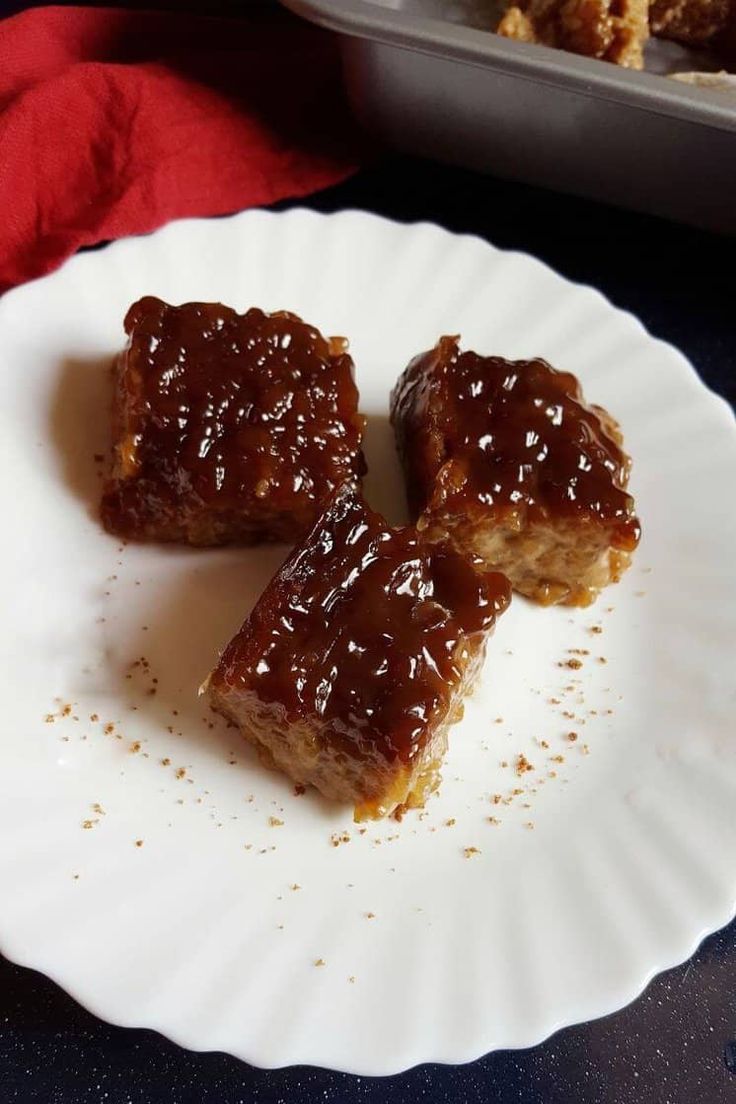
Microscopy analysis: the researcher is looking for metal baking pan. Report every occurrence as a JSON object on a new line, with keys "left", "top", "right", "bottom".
{"left": 280, "top": 0, "right": 736, "bottom": 232}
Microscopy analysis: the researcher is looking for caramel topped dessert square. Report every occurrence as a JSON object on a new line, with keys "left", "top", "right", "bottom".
{"left": 391, "top": 337, "right": 640, "bottom": 607}
{"left": 496, "top": 0, "right": 649, "bottom": 68}
{"left": 206, "top": 483, "right": 511, "bottom": 820}
{"left": 101, "top": 297, "right": 366, "bottom": 544}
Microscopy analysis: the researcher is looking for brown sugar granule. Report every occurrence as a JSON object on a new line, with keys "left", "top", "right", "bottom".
{"left": 445, "top": 818, "right": 456, "bottom": 827}
{"left": 567, "top": 731, "right": 578, "bottom": 742}
{"left": 330, "top": 831, "right": 351, "bottom": 847}
{"left": 589, "top": 625, "right": 603, "bottom": 634}
{"left": 268, "top": 817, "right": 284, "bottom": 828}
{"left": 161, "top": 757, "right": 171, "bottom": 766}
{"left": 135, "top": 839, "right": 144, "bottom": 847}
{"left": 130, "top": 741, "right": 141, "bottom": 754}
{"left": 175, "top": 767, "right": 187, "bottom": 780}
{"left": 463, "top": 846, "right": 481, "bottom": 858}
{"left": 103, "top": 723, "right": 115, "bottom": 735}
{"left": 293, "top": 783, "right": 306, "bottom": 796}
{"left": 515, "top": 754, "right": 534, "bottom": 776}
{"left": 314, "top": 958, "right": 326, "bottom": 967}
{"left": 558, "top": 658, "right": 583, "bottom": 670}
{"left": 61, "top": 704, "right": 72, "bottom": 717}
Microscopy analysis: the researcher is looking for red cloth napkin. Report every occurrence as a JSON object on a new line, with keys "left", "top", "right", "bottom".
{"left": 0, "top": 5, "right": 364, "bottom": 292}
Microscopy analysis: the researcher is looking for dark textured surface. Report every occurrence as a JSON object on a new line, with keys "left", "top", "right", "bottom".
{"left": 2, "top": 156, "right": 735, "bottom": 1103}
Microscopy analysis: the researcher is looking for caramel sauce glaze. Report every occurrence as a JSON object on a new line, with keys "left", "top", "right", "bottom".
{"left": 212, "top": 484, "right": 511, "bottom": 764}
{"left": 391, "top": 337, "right": 640, "bottom": 551}
{"left": 101, "top": 297, "right": 366, "bottom": 541}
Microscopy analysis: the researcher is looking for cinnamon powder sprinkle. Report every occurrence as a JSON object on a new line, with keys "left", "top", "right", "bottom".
{"left": 515, "top": 754, "right": 534, "bottom": 776}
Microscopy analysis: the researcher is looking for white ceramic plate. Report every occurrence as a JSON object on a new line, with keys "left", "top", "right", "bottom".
{"left": 0, "top": 210, "right": 734, "bottom": 1075}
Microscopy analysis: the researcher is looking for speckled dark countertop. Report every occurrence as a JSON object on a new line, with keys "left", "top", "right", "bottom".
{"left": 1, "top": 152, "right": 735, "bottom": 1104}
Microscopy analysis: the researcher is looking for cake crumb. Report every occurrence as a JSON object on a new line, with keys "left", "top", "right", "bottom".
{"left": 589, "top": 625, "right": 603, "bottom": 634}
{"left": 161, "top": 757, "right": 171, "bottom": 766}
{"left": 103, "top": 723, "right": 115, "bottom": 735}
{"left": 291, "top": 883, "right": 301, "bottom": 891}
{"left": 293, "top": 783, "right": 306, "bottom": 796}
{"left": 130, "top": 741, "right": 141, "bottom": 754}
{"left": 540, "top": 740, "right": 549, "bottom": 749}
{"left": 463, "top": 846, "right": 481, "bottom": 858}
{"left": 559, "top": 658, "right": 583, "bottom": 670}
{"left": 597, "top": 656, "right": 608, "bottom": 664}
{"left": 268, "top": 817, "right": 284, "bottom": 828}
{"left": 524, "top": 821, "right": 535, "bottom": 829}
{"left": 175, "top": 767, "right": 187, "bottom": 780}
{"left": 551, "top": 754, "right": 565, "bottom": 763}
{"left": 348, "top": 975, "right": 356, "bottom": 984}
{"left": 491, "top": 793, "right": 502, "bottom": 805}
{"left": 365, "top": 912, "right": 376, "bottom": 919}
{"left": 91, "top": 803, "right": 106, "bottom": 816}
{"left": 445, "top": 818, "right": 456, "bottom": 827}
{"left": 135, "top": 839, "right": 144, "bottom": 847}
{"left": 81, "top": 819, "right": 97, "bottom": 830}
{"left": 488, "top": 816, "right": 500, "bottom": 826}
{"left": 567, "top": 731, "right": 578, "bottom": 742}
{"left": 314, "top": 958, "right": 326, "bottom": 967}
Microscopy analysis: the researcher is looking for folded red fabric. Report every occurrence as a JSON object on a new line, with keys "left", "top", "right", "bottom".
{"left": 0, "top": 5, "right": 363, "bottom": 292}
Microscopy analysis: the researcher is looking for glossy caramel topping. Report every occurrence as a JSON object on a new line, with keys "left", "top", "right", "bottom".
{"left": 214, "top": 484, "right": 511, "bottom": 763}
{"left": 104, "top": 297, "right": 365, "bottom": 533}
{"left": 391, "top": 337, "right": 640, "bottom": 550}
